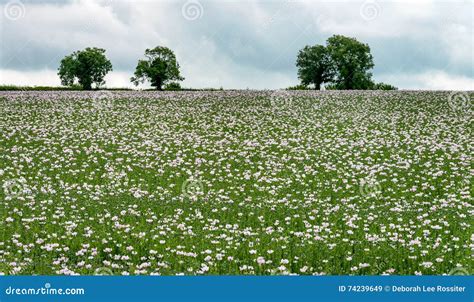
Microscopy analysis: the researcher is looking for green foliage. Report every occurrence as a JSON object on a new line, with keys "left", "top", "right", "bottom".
{"left": 164, "top": 82, "right": 182, "bottom": 91}
{"left": 131, "top": 46, "right": 184, "bottom": 90}
{"left": 326, "top": 35, "right": 374, "bottom": 90}
{"left": 296, "top": 45, "right": 334, "bottom": 90}
{"left": 0, "top": 85, "right": 77, "bottom": 91}
{"left": 326, "top": 81, "right": 398, "bottom": 91}
{"left": 372, "top": 82, "right": 398, "bottom": 90}
{"left": 0, "top": 85, "right": 132, "bottom": 91}
{"left": 296, "top": 35, "right": 394, "bottom": 90}
{"left": 286, "top": 84, "right": 309, "bottom": 90}
{"left": 324, "top": 83, "right": 339, "bottom": 90}
{"left": 58, "top": 47, "right": 113, "bottom": 90}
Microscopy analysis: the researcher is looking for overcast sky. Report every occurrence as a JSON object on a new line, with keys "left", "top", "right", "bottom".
{"left": 0, "top": 0, "right": 473, "bottom": 89}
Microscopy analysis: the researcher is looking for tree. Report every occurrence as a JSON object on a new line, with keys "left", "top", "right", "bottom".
{"left": 372, "top": 82, "right": 398, "bottom": 90}
{"left": 296, "top": 45, "right": 334, "bottom": 90}
{"left": 295, "top": 35, "right": 396, "bottom": 90}
{"left": 326, "top": 35, "right": 374, "bottom": 89}
{"left": 164, "top": 82, "right": 182, "bottom": 91}
{"left": 131, "top": 46, "right": 184, "bottom": 90}
{"left": 58, "top": 47, "right": 112, "bottom": 90}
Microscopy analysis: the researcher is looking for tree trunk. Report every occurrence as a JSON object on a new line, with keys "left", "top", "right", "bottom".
{"left": 79, "top": 78, "right": 92, "bottom": 90}
{"left": 315, "top": 82, "right": 321, "bottom": 90}
{"left": 156, "top": 77, "right": 163, "bottom": 91}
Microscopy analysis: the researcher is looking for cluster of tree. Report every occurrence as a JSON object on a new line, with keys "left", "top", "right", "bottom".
{"left": 58, "top": 35, "right": 396, "bottom": 91}
{"left": 58, "top": 46, "right": 183, "bottom": 90}
{"left": 296, "top": 35, "right": 396, "bottom": 90}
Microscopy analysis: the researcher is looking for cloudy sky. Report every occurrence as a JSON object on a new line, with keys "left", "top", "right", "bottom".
{"left": 0, "top": 0, "right": 473, "bottom": 89}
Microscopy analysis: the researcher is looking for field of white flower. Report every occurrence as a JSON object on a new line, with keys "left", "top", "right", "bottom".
{"left": 0, "top": 90, "right": 472, "bottom": 276}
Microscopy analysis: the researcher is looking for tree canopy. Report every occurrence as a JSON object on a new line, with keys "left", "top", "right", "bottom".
{"left": 326, "top": 35, "right": 374, "bottom": 90}
{"left": 55, "top": 39, "right": 396, "bottom": 91}
{"left": 296, "top": 35, "right": 395, "bottom": 90}
{"left": 58, "top": 47, "right": 112, "bottom": 90}
{"left": 296, "top": 45, "right": 334, "bottom": 90}
{"left": 131, "top": 46, "right": 184, "bottom": 90}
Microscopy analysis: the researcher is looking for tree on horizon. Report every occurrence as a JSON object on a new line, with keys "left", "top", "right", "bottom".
{"left": 58, "top": 47, "right": 113, "bottom": 90}
{"left": 326, "top": 35, "right": 374, "bottom": 90}
{"left": 131, "top": 46, "right": 184, "bottom": 90}
{"left": 296, "top": 45, "right": 334, "bottom": 90}
{"left": 296, "top": 35, "right": 395, "bottom": 90}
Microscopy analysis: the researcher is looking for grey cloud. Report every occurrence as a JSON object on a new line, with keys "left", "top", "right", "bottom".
{"left": 0, "top": 0, "right": 472, "bottom": 89}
